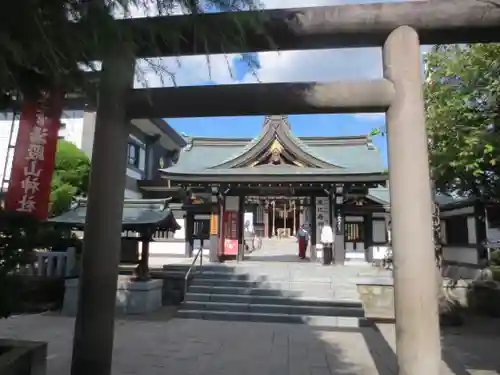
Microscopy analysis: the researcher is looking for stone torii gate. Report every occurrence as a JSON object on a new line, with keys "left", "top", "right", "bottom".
{"left": 70, "top": 1, "right": 500, "bottom": 375}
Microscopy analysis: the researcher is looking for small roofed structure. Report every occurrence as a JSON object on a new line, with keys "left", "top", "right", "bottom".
{"left": 49, "top": 198, "right": 180, "bottom": 279}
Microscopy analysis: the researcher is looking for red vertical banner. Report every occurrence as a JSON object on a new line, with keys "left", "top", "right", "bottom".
{"left": 5, "top": 90, "right": 63, "bottom": 220}
{"left": 223, "top": 211, "right": 239, "bottom": 255}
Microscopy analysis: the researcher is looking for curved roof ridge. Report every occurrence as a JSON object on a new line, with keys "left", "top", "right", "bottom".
{"left": 211, "top": 116, "right": 343, "bottom": 169}
{"left": 210, "top": 130, "right": 267, "bottom": 167}
{"left": 280, "top": 124, "right": 343, "bottom": 167}
{"left": 208, "top": 117, "right": 278, "bottom": 168}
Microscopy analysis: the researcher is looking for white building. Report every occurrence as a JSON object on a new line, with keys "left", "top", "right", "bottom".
{"left": 0, "top": 110, "right": 186, "bottom": 199}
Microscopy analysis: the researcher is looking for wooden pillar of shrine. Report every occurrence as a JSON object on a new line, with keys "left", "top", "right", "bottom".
{"left": 283, "top": 202, "right": 287, "bottom": 237}
{"left": 263, "top": 201, "right": 269, "bottom": 238}
{"left": 209, "top": 205, "right": 219, "bottom": 263}
{"left": 310, "top": 195, "right": 317, "bottom": 261}
{"left": 292, "top": 200, "right": 297, "bottom": 235}
{"left": 237, "top": 195, "right": 245, "bottom": 261}
{"left": 271, "top": 200, "right": 276, "bottom": 237}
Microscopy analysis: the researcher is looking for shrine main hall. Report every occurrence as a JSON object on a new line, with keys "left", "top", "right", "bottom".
{"left": 139, "top": 115, "right": 392, "bottom": 265}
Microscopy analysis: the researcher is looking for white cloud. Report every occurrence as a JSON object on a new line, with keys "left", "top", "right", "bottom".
{"left": 263, "top": 0, "right": 416, "bottom": 8}
{"left": 135, "top": 47, "right": 384, "bottom": 88}
{"left": 133, "top": 0, "right": 427, "bottom": 89}
{"left": 353, "top": 113, "right": 386, "bottom": 121}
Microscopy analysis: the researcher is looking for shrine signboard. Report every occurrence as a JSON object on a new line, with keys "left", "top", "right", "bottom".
{"left": 4, "top": 91, "right": 63, "bottom": 220}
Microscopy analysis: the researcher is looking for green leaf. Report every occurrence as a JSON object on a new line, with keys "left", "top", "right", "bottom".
{"left": 422, "top": 43, "right": 500, "bottom": 199}
{"left": 50, "top": 139, "right": 91, "bottom": 216}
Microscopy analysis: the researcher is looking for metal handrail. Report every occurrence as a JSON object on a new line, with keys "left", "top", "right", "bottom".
{"left": 184, "top": 247, "right": 203, "bottom": 297}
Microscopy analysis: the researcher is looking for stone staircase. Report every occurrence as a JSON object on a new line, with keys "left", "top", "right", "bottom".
{"left": 166, "top": 262, "right": 370, "bottom": 328}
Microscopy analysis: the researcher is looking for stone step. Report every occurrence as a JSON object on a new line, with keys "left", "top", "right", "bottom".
{"left": 183, "top": 301, "right": 365, "bottom": 317}
{"left": 163, "top": 264, "right": 235, "bottom": 273}
{"left": 191, "top": 278, "right": 261, "bottom": 288}
{"left": 187, "top": 285, "right": 311, "bottom": 297}
{"left": 190, "top": 278, "right": 345, "bottom": 292}
{"left": 194, "top": 269, "right": 362, "bottom": 283}
{"left": 196, "top": 272, "right": 257, "bottom": 281}
{"left": 176, "top": 309, "right": 367, "bottom": 327}
{"left": 185, "top": 293, "right": 361, "bottom": 308}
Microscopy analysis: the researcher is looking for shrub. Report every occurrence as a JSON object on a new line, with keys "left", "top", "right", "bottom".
{"left": 0, "top": 210, "right": 39, "bottom": 317}
{"left": 490, "top": 249, "right": 500, "bottom": 267}
{"left": 0, "top": 210, "right": 78, "bottom": 317}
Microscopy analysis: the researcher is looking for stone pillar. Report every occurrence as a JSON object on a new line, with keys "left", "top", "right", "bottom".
{"left": 70, "top": 52, "right": 135, "bottom": 375}
{"left": 334, "top": 212, "right": 345, "bottom": 265}
{"left": 383, "top": 26, "right": 441, "bottom": 375}
{"left": 333, "top": 189, "right": 346, "bottom": 265}
{"left": 310, "top": 196, "right": 317, "bottom": 261}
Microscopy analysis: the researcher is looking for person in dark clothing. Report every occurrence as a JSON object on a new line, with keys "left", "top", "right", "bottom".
{"left": 297, "top": 224, "right": 309, "bottom": 259}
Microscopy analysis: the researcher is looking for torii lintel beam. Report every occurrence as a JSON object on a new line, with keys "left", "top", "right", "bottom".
{"left": 124, "top": 79, "right": 394, "bottom": 118}
{"left": 91, "top": 0, "right": 500, "bottom": 59}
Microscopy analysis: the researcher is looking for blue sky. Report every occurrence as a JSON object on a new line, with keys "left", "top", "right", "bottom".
{"left": 162, "top": 45, "right": 391, "bottom": 166}
{"left": 134, "top": 0, "right": 424, "bottom": 168}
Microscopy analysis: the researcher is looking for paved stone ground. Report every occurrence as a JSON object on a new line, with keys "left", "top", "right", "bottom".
{"left": 234, "top": 238, "right": 390, "bottom": 301}
{"left": 246, "top": 237, "right": 368, "bottom": 265}
{"left": 1, "top": 240, "right": 497, "bottom": 375}
{"left": 246, "top": 237, "right": 306, "bottom": 262}
{"left": 0, "top": 314, "right": 499, "bottom": 375}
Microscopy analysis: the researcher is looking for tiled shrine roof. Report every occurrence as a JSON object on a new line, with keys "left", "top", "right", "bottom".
{"left": 160, "top": 115, "right": 387, "bottom": 183}
{"left": 48, "top": 198, "right": 179, "bottom": 231}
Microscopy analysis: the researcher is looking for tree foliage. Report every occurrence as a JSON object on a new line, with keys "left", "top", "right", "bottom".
{"left": 0, "top": 0, "right": 265, "bottom": 104}
{"left": 0, "top": 211, "right": 40, "bottom": 317}
{"left": 0, "top": 140, "right": 88, "bottom": 317}
{"left": 424, "top": 44, "right": 500, "bottom": 199}
{"left": 50, "top": 139, "right": 91, "bottom": 216}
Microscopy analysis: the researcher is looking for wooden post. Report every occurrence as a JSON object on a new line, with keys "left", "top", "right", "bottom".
{"left": 237, "top": 195, "right": 245, "bottom": 261}
{"left": 293, "top": 200, "right": 296, "bottom": 236}
{"left": 264, "top": 201, "right": 269, "bottom": 238}
{"left": 284, "top": 202, "right": 287, "bottom": 237}
{"left": 272, "top": 200, "right": 276, "bottom": 237}
{"left": 209, "top": 207, "right": 219, "bottom": 263}
{"left": 137, "top": 230, "right": 151, "bottom": 280}
{"left": 310, "top": 195, "right": 317, "bottom": 261}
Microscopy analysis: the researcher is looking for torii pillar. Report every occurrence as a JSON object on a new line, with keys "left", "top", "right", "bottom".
{"left": 70, "top": 50, "right": 135, "bottom": 375}
{"left": 384, "top": 26, "right": 441, "bottom": 375}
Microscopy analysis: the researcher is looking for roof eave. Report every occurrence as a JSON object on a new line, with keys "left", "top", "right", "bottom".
{"left": 160, "top": 171, "right": 388, "bottom": 184}
{"left": 150, "top": 118, "right": 187, "bottom": 148}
